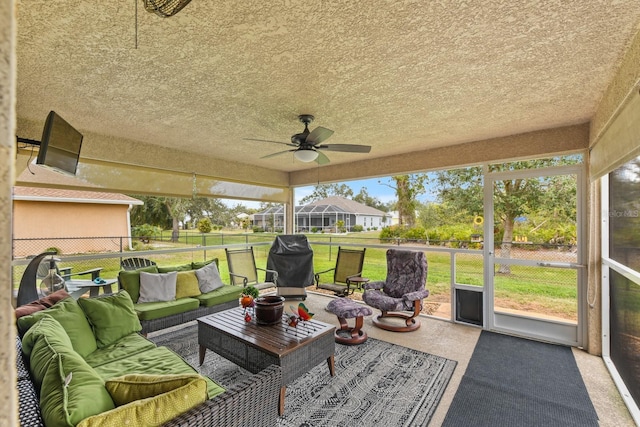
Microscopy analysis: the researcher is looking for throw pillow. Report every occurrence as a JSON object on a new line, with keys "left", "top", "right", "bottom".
{"left": 118, "top": 265, "right": 159, "bottom": 304}
{"left": 105, "top": 373, "right": 207, "bottom": 405}
{"left": 195, "top": 261, "right": 224, "bottom": 293}
{"left": 138, "top": 271, "right": 177, "bottom": 303}
{"left": 78, "top": 374, "right": 207, "bottom": 427}
{"left": 15, "top": 289, "right": 71, "bottom": 319}
{"left": 77, "top": 290, "right": 142, "bottom": 348}
{"left": 175, "top": 271, "right": 201, "bottom": 299}
{"left": 17, "top": 297, "right": 97, "bottom": 358}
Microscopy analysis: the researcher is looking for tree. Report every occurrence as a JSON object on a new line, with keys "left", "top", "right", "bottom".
{"left": 131, "top": 196, "right": 222, "bottom": 241}
{"left": 379, "top": 175, "right": 428, "bottom": 227}
{"left": 130, "top": 196, "right": 172, "bottom": 229}
{"left": 353, "top": 187, "right": 389, "bottom": 211}
{"left": 434, "top": 158, "right": 579, "bottom": 273}
{"left": 299, "top": 183, "right": 354, "bottom": 204}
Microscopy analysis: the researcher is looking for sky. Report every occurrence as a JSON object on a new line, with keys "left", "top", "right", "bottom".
{"left": 222, "top": 175, "right": 438, "bottom": 210}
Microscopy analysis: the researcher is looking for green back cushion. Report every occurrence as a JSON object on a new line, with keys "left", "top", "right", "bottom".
{"left": 77, "top": 290, "right": 142, "bottom": 348}
{"left": 77, "top": 374, "right": 207, "bottom": 427}
{"left": 157, "top": 263, "right": 192, "bottom": 273}
{"left": 21, "top": 316, "right": 74, "bottom": 389}
{"left": 191, "top": 258, "right": 218, "bottom": 270}
{"left": 17, "top": 297, "right": 97, "bottom": 358}
{"left": 22, "top": 317, "right": 115, "bottom": 426}
{"left": 176, "top": 271, "right": 201, "bottom": 299}
{"left": 118, "top": 265, "right": 159, "bottom": 303}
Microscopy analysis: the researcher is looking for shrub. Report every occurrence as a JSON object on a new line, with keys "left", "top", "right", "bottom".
{"left": 311, "top": 227, "right": 318, "bottom": 233}
{"left": 252, "top": 226, "right": 265, "bottom": 233}
{"left": 132, "top": 224, "right": 162, "bottom": 241}
{"left": 404, "top": 226, "right": 426, "bottom": 241}
{"left": 197, "top": 218, "right": 213, "bottom": 233}
{"left": 352, "top": 225, "right": 364, "bottom": 232}
{"left": 379, "top": 225, "right": 402, "bottom": 242}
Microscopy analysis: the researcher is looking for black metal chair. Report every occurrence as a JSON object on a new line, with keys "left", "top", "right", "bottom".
{"left": 120, "top": 257, "right": 157, "bottom": 271}
{"left": 315, "top": 247, "right": 366, "bottom": 297}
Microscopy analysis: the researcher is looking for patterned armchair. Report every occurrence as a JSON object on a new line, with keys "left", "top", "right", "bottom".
{"left": 362, "top": 249, "right": 429, "bottom": 332}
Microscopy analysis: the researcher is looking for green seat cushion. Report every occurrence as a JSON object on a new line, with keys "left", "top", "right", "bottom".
{"left": 134, "top": 298, "right": 200, "bottom": 321}
{"left": 17, "top": 297, "right": 97, "bottom": 358}
{"left": 77, "top": 374, "right": 207, "bottom": 427}
{"left": 119, "top": 265, "right": 159, "bottom": 303}
{"left": 191, "top": 258, "right": 218, "bottom": 270}
{"left": 84, "top": 333, "right": 156, "bottom": 368}
{"left": 196, "top": 285, "right": 243, "bottom": 307}
{"left": 157, "top": 263, "right": 193, "bottom": 273}
{"left": 175, "top": 271, "right": 201, "bottom": 299}
{"left": 77, "top": 291, "right": 142, "bottom": 348}
{"left": 93, "top": 346, "right": 224, "bottom": 399}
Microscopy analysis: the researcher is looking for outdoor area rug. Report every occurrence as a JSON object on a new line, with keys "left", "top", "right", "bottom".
{"left": 150, "top": 324, "right": 457, "bottom": 427}
{"left": 442, "top": 330, "right": 599, "bottom": 427}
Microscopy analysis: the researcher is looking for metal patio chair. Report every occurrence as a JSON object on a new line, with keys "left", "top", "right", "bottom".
{"left": 225, "top": 247, "right": 278, "bottom": 290}
{"left": 315, "top": 247, "right": 366, "bottom": 297}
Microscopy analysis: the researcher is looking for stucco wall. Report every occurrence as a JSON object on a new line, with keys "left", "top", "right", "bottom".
{"left": 1, "top": 0, "right": 17, "bottom": 424}
{"left": 12, "top": 201, "right": 133, "bottom": 257}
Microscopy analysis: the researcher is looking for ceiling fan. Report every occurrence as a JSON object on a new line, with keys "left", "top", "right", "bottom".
{"left": 244, "top": 115, "right": 372, "bottom": 165}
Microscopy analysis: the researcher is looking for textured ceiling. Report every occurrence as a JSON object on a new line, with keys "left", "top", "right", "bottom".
{"left": 15, "top": 1, "right": 640, "bottom": 173}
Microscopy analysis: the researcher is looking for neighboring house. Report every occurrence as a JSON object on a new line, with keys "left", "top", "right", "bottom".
{"left": 253, "top": 196, "right": 387, "bottom": 232}
{"left": 12, "top": 187, "right": 143, "bottom": 257}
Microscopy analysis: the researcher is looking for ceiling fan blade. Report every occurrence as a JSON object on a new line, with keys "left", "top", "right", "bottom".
{"left": 315, "top": 151, "right": 331, "bottom": 165}
{"left": 316, "top": 144, "right": 371, "bottom": 153}
{"left": 244, "top": 138, "right": 296, "bottom": 147}
{"left": 261, "top": 149, "right": 295, "bottom": 159}
{"left": 306, "top": 126, "right": 334, "bottom": 146}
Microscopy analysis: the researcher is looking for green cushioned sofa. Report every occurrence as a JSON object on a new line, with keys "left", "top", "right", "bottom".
{"left": 15, "top": 290, "right": 282, "bottom": 427}
{"left": 117, "top": 259, "right": 244, "bottom": 334}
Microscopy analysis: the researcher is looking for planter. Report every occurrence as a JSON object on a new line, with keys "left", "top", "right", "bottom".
{"left": 254, "top": 295, "right": 285, "bottom": 325}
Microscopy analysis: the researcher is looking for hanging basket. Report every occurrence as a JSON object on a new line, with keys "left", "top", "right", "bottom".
{"left": 144, "top": 0, "right": 192, "bottom": 17}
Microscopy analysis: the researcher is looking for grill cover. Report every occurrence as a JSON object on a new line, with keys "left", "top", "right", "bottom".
{"left": 266, "top": 235, "right": 314, "bottom": 288}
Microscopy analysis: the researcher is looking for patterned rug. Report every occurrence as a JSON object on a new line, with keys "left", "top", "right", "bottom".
{"left": 150, "top": 324, "right": 457, "bottom": 427}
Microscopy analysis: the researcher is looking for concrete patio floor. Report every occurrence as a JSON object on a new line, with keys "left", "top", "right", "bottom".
{"left": 300, "top": 291, "right": 635, "bottom": 426}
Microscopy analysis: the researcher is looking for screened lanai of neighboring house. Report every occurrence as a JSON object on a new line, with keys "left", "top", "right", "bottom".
{"left": 253, "top": 197, "right": 386, "bottom": 233}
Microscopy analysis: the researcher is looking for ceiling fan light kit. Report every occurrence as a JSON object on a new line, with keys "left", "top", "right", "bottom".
{"left": 246, "top": 114, "right": 372, "bottom": 165}
{"left": 294, "top": 149, "right": 319, "bottom": 162}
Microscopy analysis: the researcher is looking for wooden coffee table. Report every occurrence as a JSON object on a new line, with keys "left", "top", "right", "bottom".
{"left": 198, "top": 307, "right": 336, "bottom": 415}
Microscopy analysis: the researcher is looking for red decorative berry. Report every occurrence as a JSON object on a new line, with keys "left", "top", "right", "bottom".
{"left": 244, "top": 313, "right": 252, "bottom": 322}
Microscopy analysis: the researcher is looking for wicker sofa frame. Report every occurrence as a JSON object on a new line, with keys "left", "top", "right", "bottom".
{"left": 16, "top": 333, "right": 283, "bottom": 427}
{"left": 138, "top": 299, "right": 238, "bottom": 335}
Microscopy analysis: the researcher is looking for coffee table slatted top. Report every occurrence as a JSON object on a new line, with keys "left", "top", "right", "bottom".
{"left": 199, "top": 307, "right": 334, "bottom": 357}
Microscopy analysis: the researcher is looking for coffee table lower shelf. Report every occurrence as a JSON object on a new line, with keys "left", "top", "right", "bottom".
{"left": 198, "top": 307, "right": 336, "bottom": 415}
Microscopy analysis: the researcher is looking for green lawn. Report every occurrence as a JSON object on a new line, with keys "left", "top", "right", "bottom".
{"left": 14, "top": 231, "right": 578, "bottom": 319}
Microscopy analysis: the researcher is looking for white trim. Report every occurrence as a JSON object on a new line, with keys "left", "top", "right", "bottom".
{"left": 600, "top": 174, "right": 640, "bottom": 425}
{"left": 13, "top": 195, "right": 143, "bottom": 205}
